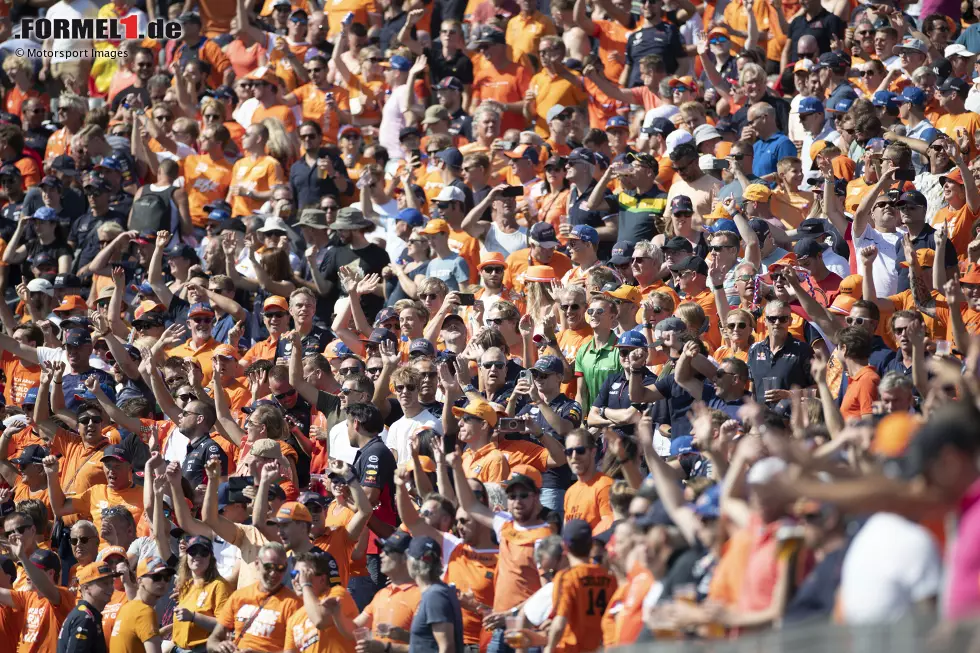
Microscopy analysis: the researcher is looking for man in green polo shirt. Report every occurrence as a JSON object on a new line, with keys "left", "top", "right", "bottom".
{"left": 574, "top": 293, "right": 623, "bottom": 413}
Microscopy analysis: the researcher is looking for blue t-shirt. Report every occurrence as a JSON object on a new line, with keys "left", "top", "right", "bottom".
{"left": 752, "top": 133, "right": 797, "bottom": 179}
{"left": 654, "top": 374, "right": 710, "bottom": 436}
{"left": 409, "top": 582, "right": 464, "bottom": 653}
{"left": 425, "top": 254, "right": 470, "bottom": 291}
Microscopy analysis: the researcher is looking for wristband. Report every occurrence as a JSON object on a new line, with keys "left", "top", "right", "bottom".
{"left": 53, "top": 380, "right": 62, "bottom": 384}
{"left": 630, "top": 368, "right": 646, "bottom": 374}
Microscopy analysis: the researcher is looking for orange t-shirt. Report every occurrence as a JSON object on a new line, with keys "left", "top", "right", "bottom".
{"left": 840, "top": 365, "right": 880, "bottom": 421}
{"left": 563, "top": 473, "right": 613, "bottom": 530}
{"left": 71, "top": 483, "right": 145, "bottom": 536}
{"left": 505, "top": 11, "right": 557, "bottom": 64}
{"left": 461, "top": 441, "right": 511, "bottom": 482}
{"left": 14, "top": 157, "right": 41, "bottom": 190}
{"left": 166, "top": 337, "right": 220, "bottom": 387}
{"left": 324, "top": 0, "right": 378, "bottom": 38}
{"left": 936, "top": 111, "right": 980, "bottom": 161}
{"left": 284, "top": 585, "right": 358, "bottom": 653}
{"left": 499, "top": 439, "right": 549, "bottom": 472}
{"left": 4, "top": 87, "right": 48, "bottom": 120}
{"left": 102, "top": 590, "right": 128, "bottom": 648}
{"left": 325, "top": 503, "right": 369, "bottom": 579}
{"left": 50, "top": 428, "right": 121, "bottom": 495}
{"left": 13, "top": 481, "right": 50, "bottom": 516}
{"left": 225, "top": 39, "right": 269, "bottom": 79}
{"left": 471, "top": 58, "right": 533, "bottom": 133}
{"left": 11, "top": 588, "right": 76, "bottom": 653}
{"left": 557, "top": 325, "right": 595, "bottom": 398}
{"left": 441, "top": 533, "right": 498, "bottom": 645}
{"left": 615, "top": 564, "right": 654, "bottom": 644}
{"left": 291, "top": 83, "right": 351, "bottom": 145}
{"left": 593, "top": 19, "right": 633, "bottom": 84}
{"left": 216, "top": 583, "right": 301, "bottom": 652}
{"left": 504, "top": 248, "right": 573, "bottom": 294}
{"left": 243, "top": 335, "right": 280, "bottom": 368}
{"left": 229, "top": 155, "right": 287, "bottom": 218}
{"left": 492, "top": 516, "right": 552, "bottom": 612}
{"left": 0, "top": 350, "right": 40, "bottom": 406}
{"left": 552, "top": 564, "right": 618, "bottom": 653}
{"left": 528, "top": 69, "right": 588, "bottom": 137}
{"left": 44, "top": 126, "right": 72, "bottom": 160}
{"left": 600, "top": 581, "right": 629, "bottom": 648}
{"left": 313, "top": 526, "right": 357, "bottom": 587}
{"left": 180, "top": 154, "right": 234, "bottom": 228}
{"left": 252, "top": 103, "right": 298, "bottom": 132}
{"left": 362, "top": 582, "right": 421, "bottom": 638}
{"left": 931, "top": 201, "right": 979, "bottom": 259}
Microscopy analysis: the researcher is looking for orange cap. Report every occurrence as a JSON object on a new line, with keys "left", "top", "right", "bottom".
{"left": 134, "top": 300, "right": 165, "bottom": 320}
{"left": 276, "top": 501, "right": 313, "bottom": 523}
{"left": 706, "top": 26, "right": 729, "bottom": 40}
{"left": 507, "top": 464, "right": 543, "bottom": 490}
{"left": 76, "top": 561, "right": 121, "bottom": 586}
{"left": 962, "top": 268, "right": 980, "bottom": 284}
{"left": 263, "top": 295, "right": 289, "bottom": 312}
{"left": 406, "top": 455, "right": 437, "bottom": 473}
{"left": 832, "top": 155, "right": 856, "bottom": 182}
{"left": 478, "top": 252, "right": 506, "bottom": 270}
{"left": 136, "top": 556, "right": 173, "bottom": 578}
{"left": 668, "top": 76, "right": 696, "bottom": 90}
{"left": 838, "top": 274, "right": 863, "bottom": 298}
{"left": 247, "top": 66, "right": 280, "bottom": 87}
{"left": 213, "top": 344, "right": 239, "bottom": 360}
{"left": 768, "top": 253, "right": 798, "bottom": 271}
{"left": 900, "top": 249, "right": 936, "bottom": 268}
{"left": 941, "top": 169, "right": 964, "bottom": 185}
{"left": 809, "top": 140, "right": 830, "bottom": 161}
{"left": 420, "top": 219, "right": 450, "bottom": 235}
{"left": 97, "top": 545, "right": 128, "bottom": 563}
{"left": 452, "top": 399, "right": 499, "bottom": 427}
{"left": 524, "top": 265, "right": 556, "bottom": 283}
{"left": 871, "top": 412, "right": 922, "bottom": 457}
{"left": 829, "top": 293, "right": 857, "bottom": 315}
{"left": 54, "top": 294, "right": 88, "bottom": 313}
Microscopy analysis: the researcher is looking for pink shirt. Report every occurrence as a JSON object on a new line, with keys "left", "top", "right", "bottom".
{"left": 944, "top": 477, "right": 980, "bottom": 620}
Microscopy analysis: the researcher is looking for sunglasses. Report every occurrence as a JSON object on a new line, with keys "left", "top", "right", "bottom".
{"left": 766, "top": 315, "right": 790, "bottom": 324}
{"left": 306, "top": 503, "right": 324, "bottom": 513}
{"left": 486, "top": 318, "right": 506, "bottom": 326}
{"left": 70, "top": 535, "right": 95, "bottom": 546}
{"left": 274, "top": 389, "right": 297, "bottom": 400}
{"left": 300, "top": 133, "right": 319, "bottom": 141}
{"left": 340, "top": 387, "right": 361, "bottom": 396}
{"left": 564, "top": 446, "right": 589, "bottom": 456}
{"left": 481, "top": 361, "right": 506, "bottom": 369}
{"left": 147, "top": 572, "right": 174, "bottom": 583}
{"left": 586, "top": 308, "right": 605, "bottom": 316}
{"left": 482, "top": 266, "right": 505, "bottom": 274}
{"left": 726, "top": 322, "right": 749, "bottom": 330}
{"left": 5, "top": 524, "right": 32, "bottom": 537}
{"left": 708, "top": 37, "right": 728, "bottom": 44}
{"left": 262, "top": 563, "right": 287, "bottom": 573}
{"left": 339, "top": 368, "right": 361, "bottom": 376}
{"left": 265, "top": 311, "right": 287, "bottom": 319}
{"left": 461, "top": 414, "right": 486, "bottom": 425}
{"left": 560, "top": 303, "right": 581, "bottom": 311}
{"left": 508, "top": 491, "right": 531, "bottom": 500}
{"left": 418, "top": 371, "right": 437, "bottom": 379}
{"left": 845, "top": 316, "right": 868, "bottom": 325}
{"left": 187, "top": 546, "right": 211, "bottom": 558}
{"left": 420, "top": 293, "right": 440, "bottom": 301}
{"left": 78, "top": 415, "right": 102, "bottom": 425}
{"left": 394, "top": 384, "right": 417, "bottom": 392}
{"left": 709, "top": 245, "right": 734, "bottom": 252}
{"left": 190, "top": 317, "right": 213, "bottom": 324}
{"left": 366, "top": 367, "right": 383, "bottom": 375}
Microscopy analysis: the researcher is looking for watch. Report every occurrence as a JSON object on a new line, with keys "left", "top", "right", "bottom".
{"left": 462, "top": 384, "right": 477, "bottom": 393}
{"left": 599, "top": 406, "right": 607, "bottom": 419}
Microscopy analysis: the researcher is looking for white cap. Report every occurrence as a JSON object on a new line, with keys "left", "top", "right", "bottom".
{"left": 258, "top": 217, "right": 291, "bottom": 233}
{"left": 746, "top": 456, "right": 789, "bottom": 485}
{"left": 643, "top": 104, "right": 679, "bottom": 125}
{"left": 26, "top": 278, "right": 53, "bottom": 296}
{"left": 698, "top": 154, "right": 717, "bottom": 172}
{"left": 434, "top": 186, "right": 465, "bottom": 202}
{"left": 665, "top": 129, "right": 694, "bottom": 156}
{"left": 693, "top": 124, "right": 722, "bottom": 145}
{"left": 945, "top": 43, "right": 976, "bottom": 58}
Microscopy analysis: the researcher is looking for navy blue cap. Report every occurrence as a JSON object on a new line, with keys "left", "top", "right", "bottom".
{"left": 38, "top": 176, "right": 61, "bottom": 189}
{"left": 532, "top": 355, "right": 564, "bottom": 375}
{"left": 609, "top": 240, "right": 635, "bottom": 265}
{"left": 939, "top": 76, "right": 969, "bottom": 94}
{"left": 217, "top": 482, "right": 249, "bottom": 509}
{"left": 896, "top": 190, "right": 928, "bottom": 208}
{"left": 662, "top": 235, "right": 694, "bottom": 252}
{"left": 406, "top": 535, "right": 442, "bottom": 561}
{"left": 562, "top": 519, "right": 593, "bottom": 548}
{"left": 530, "top": 221, "right": 559, "bottom": 246}
{"left": 670, "top": 195, "right": 694, "bottom": 215}
{"left": 829, "top": 98, "right": 854, "bottom": 114}
{"left": 165, "top": 243, "right": 199, "bottom": 261}
{"left": 409, "top": 338, "right": 436, "bottom": 357}
{"left": 749, "top": 218, "right": 771, "bottom": 239}
{"left": 374, "top": 307, "right": 398, "bottom": 326}
{"left": 362, "top": 327, "right": 397, "bottom": 345}
{"left": 23, "top": 387, "right": 38, "bottom": 406}
{"left": 567, "top": 147, "right": 596, "bottom": 165}
{"left": 616, "top": 329, "right": 648, "bottom": 348}
{"left": 634, "top": 501, "right": 674, "bottom": 529}
{"left": 102, "top": 444, "right": 132, "bottom": 463}
{"left": 65, "top": 328, "right": 92, "bottom": 347}
{"left": 30, "top": 549, "right": 61, "bottom": 573}
{"left": 794, "top": 236, "right": 828, "bottom": 258}
{"left": 436, "top": 76, "right": 464, "bottom": 91}
{"left": 900, "top": 86, "right": 927, "bottom": 106}
{"left": 798, "top": 96, "right": 824, "bottom": 115}
{"left": 815, "top": 51, "right": 848, "bottom": 69}
{"left": 380, "top": 530, "right": 412, "bottom": 554}
{"left": 396, "top": 208, "right": 425, "bottom": 227}
{"left": 669, "top": 255, "right": 708, "bottom": 275}
{"left": 12, "top": 444, "right": 48, "bottom": 466}
{"left": 436, "top": 148, "right": 463, "bottom": 168}
{"left": 642, "top": 117, "right": 675, "bottom": 136}
{"left": 242, "top": 399, "right": 279, "bottom": 415}
{"left": 95, "top": 155, "right": 124, "bottom": 172}
{"left": 53, "top": 274, "right": 81, "bottom": 289}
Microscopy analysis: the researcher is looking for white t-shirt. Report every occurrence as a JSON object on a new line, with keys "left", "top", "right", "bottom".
{"left": 46, "top": 0, "right": 99, "bottom": 63}
{"left": 385, "top": 408, "right": 443, "bottom": 463}
{"left": 234, "top": 97, "right": 260, "bottom": 129}
{"left": 163, "top": 428, "right": 190, "bottom": 464}
{"left": 482, "top": 224, "right": 528, "bottom": 258}
{"left": 839, "top": 512, "right": 942, "bottom": 624}
{"left": 523, "top": 582, "right": 555, "bottom": 626}
{"left": 379, "top": 84, "right": 411, "bottom": 161}
{"left": 855, "top": 224, "right": 905, "bottom": 297}
{"left": 214, "top": 535, "right": 243, "bottom": 581}
{"left": 328, "top": 421, "right": 391, "bottom": 465}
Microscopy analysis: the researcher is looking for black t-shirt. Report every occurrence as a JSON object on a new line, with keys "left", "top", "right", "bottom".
{"left": 321, "top": 243, "right": 390, "bottom": 323}
{"left": 428, "top": 44, "right": 475, "bottom": 87}
{"left": 625, "top": 21, "right": 684, "bottom": 84}
{"left": 71, "top": 209, "right": 127, "bottom": 274}
{"left": 24, "top": 126, "right": 56, "bottom": 160}
{"left": 449, "top": 108, "right": 474, "bottom": 143}
{"left": 274, "top": 324, "right": 334, "bottom": 363}
{"left": 23, "top": 186, "right": 87, "bottom": 222}
{"left": 352, "top": 435, "right": 398, "bottom": 528}
{"left": 26, "top": 238, "right": 72, "bottom": 270}
{"left": 787, "top": 9, "right": 846, "bottom": 61}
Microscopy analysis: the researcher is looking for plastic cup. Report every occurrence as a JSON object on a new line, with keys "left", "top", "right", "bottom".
{"left": 354, "top": 627, "right": 372, "bottom": 642}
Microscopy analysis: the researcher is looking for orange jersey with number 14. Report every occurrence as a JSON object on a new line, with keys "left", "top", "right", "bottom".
{"left": 551, "top": 563, "right": 618, "bottom": 653}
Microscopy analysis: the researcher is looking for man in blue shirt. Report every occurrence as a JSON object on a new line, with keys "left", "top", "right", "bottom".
{"left": 746, "top": 103, "right": 798, "bottom": 179}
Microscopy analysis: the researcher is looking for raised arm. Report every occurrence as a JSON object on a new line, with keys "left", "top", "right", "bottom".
{"left": 811, "top": 349, "right": 844, "bottom": 438}
{"left": 784, "top": 271, "right": 842, "bottom": 343}
{"left": 201, "top": 458, "right": 243, "bottom": 545}
{"left": 725, "top": 198, "right": 761, "bottom": 267}
{"left": 636, "top": 415, "right": 701, "bottom": 546}
{"left": 211, "top": 372, "right": 246, "bottom": 448}
{"left": 10, "top": 533, "right": 61, "bottom": 603}
{"left": 582, "top": 64, "right": 634, "bottom": 106}
{"left": 165, "top": 462, "right": 213, "bottom": 537}
{"left": 571, "top": 0, "right": 596, "bottom": 36}
{"left": 147, "top": 230, "right": 175, "bottom": 308}
{"left": 107, "top": 266, "right": 133, "bottom": 340}
{"left": 449, "top": 453, "right": 495, "bottom": 528}
{"left": 395, "top": 467, "right": 443, "bottom": 540}
{"left": 852, "top": 163, "right": 894, "bottom": 240}
{"left": 459, "top": 185, "right": 501, "bottom": 236}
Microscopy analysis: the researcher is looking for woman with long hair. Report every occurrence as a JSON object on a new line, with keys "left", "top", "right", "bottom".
{"left": 200, "top": 96, "right": 243, "bottom": 157}
{"left": 385, "top": 228, "right": 432, "bottom": 304}
{"left": 171, "top": 535, "right": 231, "bottom": 653}
{"left": 525, "top": 272, "right": 558, "bottom": 324}
{"left": 225, "top": 240, "right": 297, "bottom": 297}
{"left": 262, "top": 117, "right": 300, "bottom": 170}
{"left": 537, "top": 156, "right": 570, "bottom": 237}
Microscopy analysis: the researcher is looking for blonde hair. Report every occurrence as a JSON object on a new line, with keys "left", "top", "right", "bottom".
{"left": 199, "top": 96, "right": 226, "bottom": 120}
{"left": 98, "top": 222, "right": 124, "bottom": 240}
{"left": 251, "top": 405, "right": 287, "bottom": 441}
{"left": 59, "top": 92, "right": 88, "bottom": 114}
{"left": 676, "top": 302, "right": 706, "bottom": 333}
{"left": 2, "top": 56, "right": 32, "bottom": 77}
{"left": 261, "top": 117, "right": 299, "bottom": 169}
